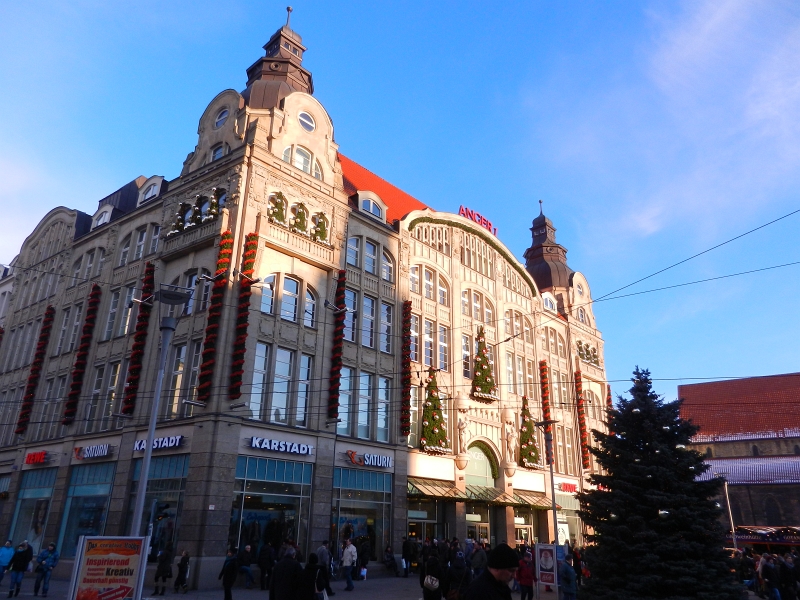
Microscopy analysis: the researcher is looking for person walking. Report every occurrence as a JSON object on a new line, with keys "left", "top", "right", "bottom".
{"left": 258, "top": 543, "right": 275, "bottom": 591}
{"left": 357, "top": 540, "right": 370, "bottom": 580}
{"left": 7, "top": 543, "right": 32, "bottom": 598}
{"left": 237, "top": 545, "right": 254, "bottom": 589}
{"left": 218, "top": 549, "right": 239, "bottom": 600}
{"left": 315, "top": 541, "right": 335, "bottom": 597}
{"left": 470, "top": 544, "right": 487, "bottom": 578}
{"left": 0, "top": 543, "right": 13, "bottom": 587}
{"left": 299, "top": 554, "right": 326, "bottom": 600}
{"left": 442, "top": 551, "right": 471, "bottom": 600}
{"left": 341, "top": 539, "right": 357, "bottom": 592}
{"left": 516, "top": 551, "right": 536, "bottom": 600}
{"left": 558, "top": 555, "right": 578, "bottom": 600}
{"left": 419, "top": 553, "right": 444, "bottom": 600}
{"left": 173, "top": 550, "right": 190, "bottom": 594}
{"left": 401, "top": 537, "right": 414, "bottom": 578}
{"left": 152, "top": 548, "right": 172, "bottom": 596}
{"left": 270, "top": 546, "right": 303, "bottom": 600}
{"left": 33, "top": 543, "right": 58, "bottom": 597}
{"left": 463, "top": 543, "right": 519, "bottom": 600}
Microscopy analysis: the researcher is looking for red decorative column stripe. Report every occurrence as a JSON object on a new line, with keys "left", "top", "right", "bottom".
{"left": 15, "top": 305, "right": 55, "bottom": 434}
{"left": 62, "top": 284, "right": 102, "bottom": 424}
{"left": 539, "top": 360, "right": 553, "bottom": 465}
{"left": 197, "top": 230, "right": 233, "bottom": 404}
{"left": 121, "top": 262, "right": 155, "bottom": 415}
{"left": 606, "top": 383, "right": 613, "bottom": 410}
{"left": 229, "top": 232, "right": 258, "bottom": 400}
{"left": 575, "top": 368, "right": 591, "bottom": 470}
{"left": 328, "top": 270, "right": 347, "bottom": 420}
{"left": 400, "top": 301, "right": 412, "bottom": 436}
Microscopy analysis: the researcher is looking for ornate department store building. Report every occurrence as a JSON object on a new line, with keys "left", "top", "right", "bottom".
{"left": 0, "top": 18, "right": 608, "bottom": 585}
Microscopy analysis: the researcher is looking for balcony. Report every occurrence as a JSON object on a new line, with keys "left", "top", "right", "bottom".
{"left": 162, "top": 220, "right": 220, "bottom": 260}
{"left": 264, "top": 222, "right": 335, "bottom": 269}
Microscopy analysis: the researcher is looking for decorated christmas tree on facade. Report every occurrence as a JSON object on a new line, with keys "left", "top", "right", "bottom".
{"left": 420, "top": 368, "right": 450, "bottom": 454}
{"left": 578, "top": 368, "right": 740, "bottom": 600}
{"left": 519, "top": 395, "right": 539, "bottom": 468}
{"left": 470, "top": 326, "right": 497, "bottom": 402}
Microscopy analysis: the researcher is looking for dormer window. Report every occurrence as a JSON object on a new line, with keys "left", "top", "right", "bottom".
{"left": 298, "top": 112, "right": 315, "bottom": 132}
{"left": 361, "top": 199, "right": 383, "bottom": 220}
{"left": 214, "top": 109, "right": 229, "bottom": 129}
{"left": 94, "top": 211, "right": 110, "bottom": 228}
{"left": 211, "top": 144, "right": 227, "bottom": 162}
{"left": 143, "top": 183, "right": 158, "bottom": 201}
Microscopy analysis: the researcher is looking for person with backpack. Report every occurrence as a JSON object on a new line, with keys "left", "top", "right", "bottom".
{"left": 33, "top": 543, "right": 58, "bottom": 597}
{"left": 420, "top": 553, "right": 444, "bottom": 600}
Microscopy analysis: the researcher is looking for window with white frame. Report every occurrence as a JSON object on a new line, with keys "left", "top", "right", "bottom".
{"left": 410, "top": 315, "right": 420, "bottom": 362}
{"left": 578, "top": 307, "right": 588, "bottom": 325}
{"left": 438, "top": 325, "right": 449, "bottom": 371}
{"left": 379, "top": 302, "right": 392, "bottom": 353}
{"left": 98, "top": 362, "right": 120, "bottom": 431}
{"left": 103, "top": 290, "right": 120, "bottom": 341}
{"left": 83, "top": 251, "right": 95, "bottom": 279}
{"left": 271, "top": 348, "right": 292, "bottom": 424}
{"left": 118, "top": 236, "right": 131, "bottom": 267}
{"left": 281, "top": 278, "right": 300, "bottom": 322}
{"left": 215, "top": 108, "right": 229, "bottom": 128}
{"left": 96, "top": 248, "right": 106, "bottom": 276}
{"left": 149, "top": 225, "right": 161, "bottom": 255}
{"left": 357, "top": 372, "right": 372, "bottom": 439}
{"left": 526, "top": 360, "right": 536, "bottom": 398}
{"left": 364, "top": 241, "right": 378, "bottom": 275}
{"left": 423, "top": 320, "right": 434, "bottom": 367}
{"left": 461, "top": 290, "right": 470, "bottom": 316}
{"left": 543, "top": 295, "right": 557, "bottom": 312}
{"left": 409, "top": 266, "right": 420, "bottom": 294}
{"left": 565, "top": 427, "right": 576, "bottom": 475}
{"left": 303, "top": 289, "right": 316, "bottom": 328}
{"left": 118, "top": 287, "right": 135, "bottom": 336}
{"left": 260, "top": 274, "right": 276, "bottom": 314}
{"left": 361, "top": 198, "right": 383, "bottom": 220}
{"left": 462, "top": 334, "right": 472, "bottom": 379}
{"left": 337, "top": 367, "right": 353, "bottom": 436}
{"left": 84, "top": 366, "right": 105, "bottom": 434}
{"left": 361, "top": 296, "right": 375, "bottom": 348}
{"left": 298, "top": 111, "right": 315, "bottom": 132}
{"left": 377, "top": 377, "right": 390, "bottom": 443}
{"left": 71, "top": 258, "right": 82, "bottom": 287}
{"left": 68, "top": 304, "right": 83, "bottom": 352}
{"left": 381, "top": 251, "right": 394, "bottom": 282}
{"left": 250, "top": 343, "right": 269, "bottom": 420}
{"left": 164, "top": 344, "right": 186, "bottom": 419}
{"left": 55, "top": 308, "right": 70, "bottom": 355}
{"left": 346, "top": 237, "right": 360, "bottom": 267}
{"left": 184, "top": 273, "right": 198, "bottom": 316}
{"left": 438, "top": 278, "right": 449, "bottom": 307}
{"left": 293, "top": 147, "right": 312, "bottom": 173}
{"left": 423, "top": 269, "right": 434, "bottom": 300}
{"left": 297, "top": 355, "right": 312, "bottom": 427}
{"left": 344, "top": 289, "right": 357, "bottom": 341}
{"left": 198, "top": 269, "right": 212, "bottom": 312}
{"left": 133, "top": 229, "right": 147, "bottom": 261}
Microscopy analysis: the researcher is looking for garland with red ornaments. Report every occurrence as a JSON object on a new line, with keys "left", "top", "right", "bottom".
{"left": 606, "top": 383, "right": 613, "bottom": 411}
{"left": 400, "top": 301, "right": 412, "bottom": 436}
{"left": 197, "top": 230, "right": 233, "bottom": 404}
{"left": 229, "top": 232, "right": 259, "bottom": 400}
{"left": 574, "top": 368, "right": 591, "bottom": 470}
{"left": 539, "top": 360, "right": 553, "bottom": 465}
{"left": 121, "top": 262, "right": 155, "bottom": 415}
{"left": 15, "top": 305, "right": 55, "bottom": 434}
{"left": 63, "top": 284, "right": 102, "bottom": 424}
{"left": 327, "top": 270, "right": 347, "bottom": 420}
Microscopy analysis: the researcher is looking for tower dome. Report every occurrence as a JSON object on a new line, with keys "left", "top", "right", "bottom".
{"left": 523, "top": 201, "right": 573, "bottom": 290}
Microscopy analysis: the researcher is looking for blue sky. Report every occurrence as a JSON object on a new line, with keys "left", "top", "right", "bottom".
{"left": 2, "top": 1, "right": 799, "bottom": 399}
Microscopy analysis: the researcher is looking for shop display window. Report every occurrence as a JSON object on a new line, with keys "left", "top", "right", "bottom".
{"left": 9, "top": 468, "right": 57, "bottom": 555}
{"left": 57, "top": 462, "right": 117, "bottom": 558}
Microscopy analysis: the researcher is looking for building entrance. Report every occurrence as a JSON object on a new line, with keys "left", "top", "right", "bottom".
{"left": 515, "top": 526, "right": 533, "bottom": 548}
{"left": 467, "top": 522, "right": 489, "bottom": 544}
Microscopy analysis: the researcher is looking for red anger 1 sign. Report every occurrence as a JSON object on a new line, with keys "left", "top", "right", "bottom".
{"left": 458, "top": 206, "right": 497, "bottom": 236}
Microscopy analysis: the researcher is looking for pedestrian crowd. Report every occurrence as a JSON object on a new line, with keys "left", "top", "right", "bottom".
{"left": 0, "top": 540, "right": 59, "bottom": 598}
{"left": 735, "top": 548, "right": 800, "bottom": 600}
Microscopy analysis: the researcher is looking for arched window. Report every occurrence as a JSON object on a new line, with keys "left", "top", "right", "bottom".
{"left": 310, "top": 213, "right": 328, "bottom": 242}
{"left": 437, "top": 277, "right": 449, "bottom": 306}
{"left": 346, "top": 237, "right": 360, "bottom": 267}
{"left": 216, "top": 189, "right": 227, "bottom": 209}
{"left": 71, "top": 257, "right": 82, "bottom": 287}
{"left": 523, "top": 318, "right": 533, "bottom": 343}
{"left": 304, "top": 288, "right": 316, "bottom": 328}
{"left": 557, "top": 334, "right": 566, "bottom": 358}
{"left": 94, "top": 211, "right": 110, "bottom": 228}
{"left": 260, "top": 274, "right": 276, "bottom": 314}
{"left": 281, "top": 278, "right": 300, "bottom": 321}
{"left": 214, "top": 108, "right": 229, "bottom": 128}
{"left": 282, "top": 147, "right": 292, "bottom": 163}
{"left": 578, "top": 307, "right": 588, "bottom": 325}
{"left": 465, "top": 444, "right": 497, "bottom": 487}
{"left": 143, "top": 183, "right": 159, "bottom": 201}
{"left": 543, "top": 296, "right": 556, "bottom": 312}
{"left": 752, "top": 445, "right": 760, "bottom": 457}
{"left": 118, "top": 236, "right": 131, "bottom": 267}
{"left": 293, "top": 147, "right": 312, "bottom": 174}
{"left": 361, "top": 199, "right": 383, "bottom": 220}
{"left": 290, "top": 204, "right": 309, "bottom": 233}
{"left": 381, "top": 251, "right": 394, "bottom": 282}
{"left": 313, "top": 160, "right": 323, "bottom": 181}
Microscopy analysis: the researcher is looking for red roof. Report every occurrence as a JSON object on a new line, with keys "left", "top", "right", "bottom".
{"left": 678, "top": 374, "right": 800, "bottom": 441}
{"left": 338, "top": 153, "right": 428, "bottom": 223}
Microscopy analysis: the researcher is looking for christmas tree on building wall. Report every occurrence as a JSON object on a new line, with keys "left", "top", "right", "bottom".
{"left": 519, "top": 395, "right": 539, "bottom": 468}
{"left": 577, "top": 368, "right": 740, "bottom": 600}
{"left": 470, "top": 326, "right": 497, "bottom": 402}
{"left": 420, "top": 368, "right": 449, "bottom": 454}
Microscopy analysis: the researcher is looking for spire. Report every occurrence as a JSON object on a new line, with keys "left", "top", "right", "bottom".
{"left": 286, "top": 6, "right": 292, "bottom": 27}
{"left": 523, "top": 202, "right": 573, "bottom": 290}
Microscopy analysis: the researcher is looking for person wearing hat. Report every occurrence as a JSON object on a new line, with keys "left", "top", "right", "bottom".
{"left": 33, "top": 543, "right": 58, "bottom": 597}
{"left": 463, "top": 543, "right": 518, "bottom": 600}
{"left": 558, "top": 555, "right": 577, "bottom": 600}
{"left": 517, "top": 551, "right": 536, "bottom": 600}
{"left": 7, "top": 542, "right": 32, "bottom": 598}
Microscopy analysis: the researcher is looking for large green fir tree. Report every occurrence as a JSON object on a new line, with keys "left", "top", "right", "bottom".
{"left": 420, "top": 368, "right": 450, "bottom": 454}
{"left": 578, "top": 368, "right": 740, "bottom": 600}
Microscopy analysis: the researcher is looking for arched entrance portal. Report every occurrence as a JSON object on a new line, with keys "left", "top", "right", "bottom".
{"left": 465, "top": 443, "right": 499, "bottom": 544}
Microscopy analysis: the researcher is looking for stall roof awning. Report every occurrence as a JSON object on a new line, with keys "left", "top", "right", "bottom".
{"left": 513, "top": 490, "right": 557, "bottom": 510}
{"left": 464, "top": 485, "right": 519, "bottom": 505}
{"left": 407, "top": 477, "right": 466, "bottom": 500}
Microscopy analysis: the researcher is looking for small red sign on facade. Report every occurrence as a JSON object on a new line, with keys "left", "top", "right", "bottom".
{"left": 558, "top": 482, "right": 578, "bottom": 493}
{"left": 24, "top": 452, "right": 47, "bottom": 465}
{"left": 458, "top": 205, "right": 497, "bottom": 236}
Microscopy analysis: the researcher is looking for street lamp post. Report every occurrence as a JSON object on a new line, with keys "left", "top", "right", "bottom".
{"left": 535, "top": 419, "right": 560, "bottom": 547}
{"left": 129, "top": 286, "right": 193, "bottom": 537}
{"left": 715, "top": 472, "right": 738, "bottom": 550}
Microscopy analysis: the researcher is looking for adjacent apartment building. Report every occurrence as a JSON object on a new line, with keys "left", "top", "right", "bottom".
{"left": 0, "top": 17, "right": 608, "bottom": 584}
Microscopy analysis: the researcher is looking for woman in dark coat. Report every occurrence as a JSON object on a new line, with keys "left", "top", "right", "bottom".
{"left": 152, "top": 549, "right": 172, "bottom": 596}
{"left": 218, "top": 549, "right": 239, "bottom": 600}
{"left": 419, "top": 555, "right": 444, "bottom": 600}
{"left": 298, "top": 553, "right": 325, "bottom": 600}
{"left": 443, "top": 552, "right": 472, "bottom": 600}
{"left": 173, "top": 550, "right": 190, "bottom": 593}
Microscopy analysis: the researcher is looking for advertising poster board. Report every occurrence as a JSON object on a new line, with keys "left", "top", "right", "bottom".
{"left": 68, "top": 536, "right": 149, "bottom": 600}
{"left": 536, "top": 544, "right": 556, "bottom": 585}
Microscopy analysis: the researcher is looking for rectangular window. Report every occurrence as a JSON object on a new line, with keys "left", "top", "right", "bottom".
{"left": 118, "top": 287, "right": 135, "bottom": 336}
{"left": 506, "top": 352, "right": 514, "bottom": 392}
{"left": 346, "top": 237, "right": 360, "bottom": 267}
{"left": 556, "top": 425, "right": 566, "bottom": 474}
{"left": 486, "top": 343, "right": 495, "bottom": 378}
{"left": 344, "top": 289, "right": 357, "bottom": 342}
{"left": 438, "top": 278, "right": 448, "bottom": 306}
{"left": 361, "top": 296, "right": 375, "bottom": 348}
{"left": 377, "top": 377, "right": 390, "bottom": 442}
{"left": 55, "top": 309, "right": 70, "bottom": 355}
{"left": 526, "top": 360, "right": 536, "bottom": 397}
{"left": 133, "top": 229, "right": 146, "bottom": 260}
{"left": 296, "top": 354, "right": 311, "bottom": 427}
{"left": 260, "top": 274, "right": 275, "bottom": 314}
{"left": 72, "top": 258, "right": 82, "bottom": 286}
{"left": 423, "top": 320, "right": 434, "bottom": 367}
{"left": 280, "top": 278, "right": 299, "bottom": 322}
{"left": 68, "top": 304, "right": 83, "bottom": 352}
{"left": 46, "top": 377, "right": 67, "bottom": 440}
{"left": 551, "top": 369, "right": 561, "bottom": 406}
{"left": 17, "top": 322, "right": 33, "bottom": 369}
{"left": 473, "top": 292, "right": 482, "bottom": 320}
{"left": 358, "top": 372, "right": 372, "bottom": 439}
{"left": 461, "top": 290, "right": 470, "bottom": 316}
{"left": 560, "top": 373, "right": 569, "bottom": 409}
{"left": 504, "top": 311, "right": 512, "bottom": 335}
{"left": 410, "top": 315, "right": 420, "bottom": 362}
{"left": 83, "top": 250, "right": 95, "bottom": 279}
{"left": 379, "top": 303, "right": 392, "bottom": 353}
{"left": 184, "top": 341, "right": 202, "bottom": 416}
{"left": 338, "top": 367, "right": 353, "bottom": 436}
{"left": 423, "top": 269, "right": 434, "bottom": 300}
{"left": 565, "top": 427, "right": 575, "bottom": 476}
{"left": 516, "top": 356, "right": 525, "bottom": 396}
{"left": 149, "top": 225, "right": 161, "bottom": 255}
{"left": 99, "top": 362, "right": 120, "bottom": 431}
{"left": 184, "top": 273, "right": 198, "bottom": 315}
{"left": 438, "top": 325, "right": 449, "bottom": 371}
{"left": 364, "top": 241, "right": 377, "bottom": 274}
{"left": 118, "top": 240, "right": 130, "bottom": 267}
{"left": 462, "top": 335, "right": 472, "bottom": 379}
{"left": 34, "top": 379, "right": 55, "bottom": 441}
{"left": 408, "top": 386, "right": 420, "bottom": 447}
{"left": 164, "top": 345, "right": 186, "bottom": 419}
{"left": 103, "top": 291, "right": 120, "bottom": 341}
{"left": 250, "top": 342, "right": 269, "bottom": 420}
{"left": 85, "top": 366, "right": 105, "bottom": 434}
{"left": 271, "top": 348, "right": 292, "bottom": 424}
{"left": 409, "top": 266, "right": 420, "bottom": 294}
{"left": 95, "top": 248, "right": 106, "bottom": 276}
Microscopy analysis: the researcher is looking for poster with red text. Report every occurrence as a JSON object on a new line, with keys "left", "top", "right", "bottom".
{"left": 68, "top": 537, "right": 149, "bottom": 600}
{"left": 536, "top": 544, "right": 556, "bottom": 585}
